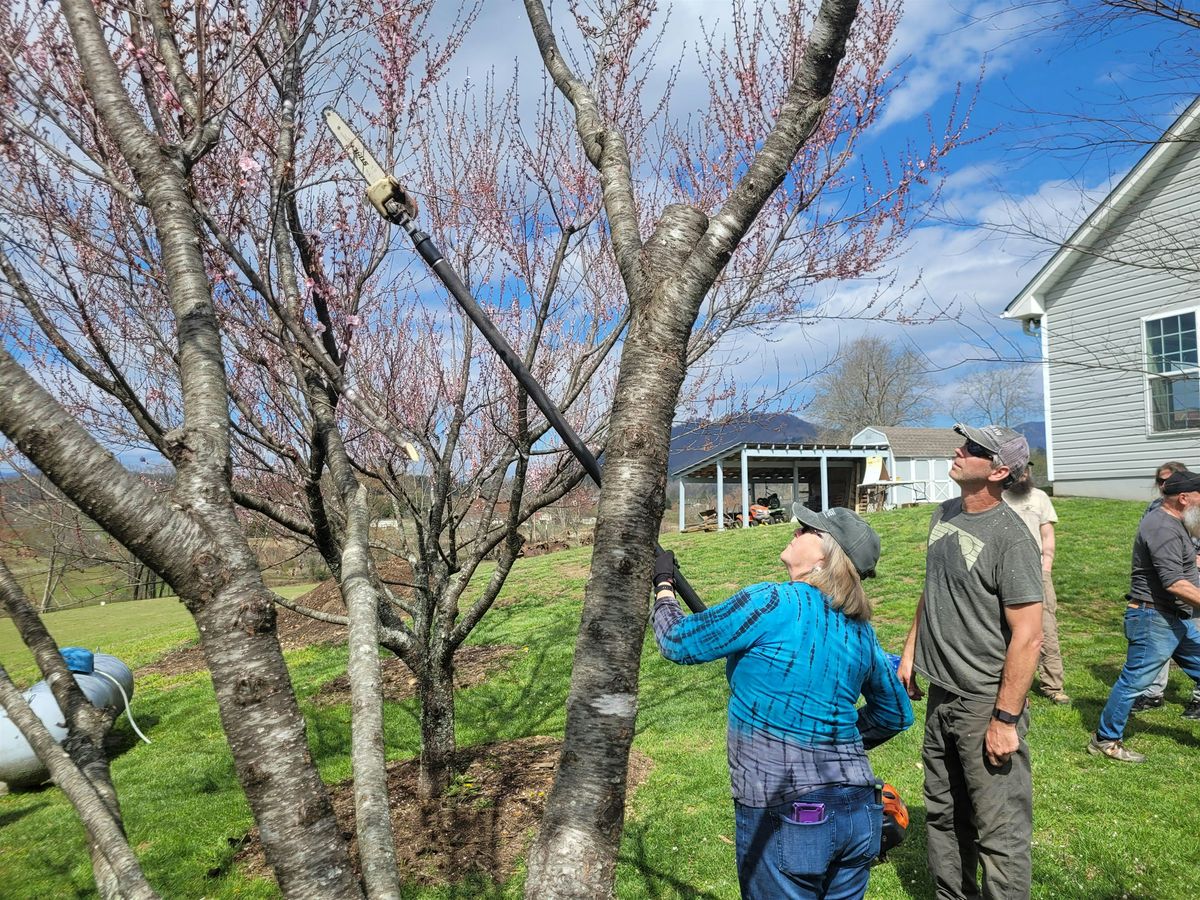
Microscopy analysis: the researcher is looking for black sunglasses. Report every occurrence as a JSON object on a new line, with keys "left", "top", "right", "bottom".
{"left": 794, "top": 524, "right": 823, "bottom": 537}
{"left": 963, "top": 439, "right": 994, "bottom": 461}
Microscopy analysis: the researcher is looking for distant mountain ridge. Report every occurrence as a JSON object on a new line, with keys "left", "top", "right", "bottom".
{"left": 669, "top": 413, "right": 818, "bottom": 473}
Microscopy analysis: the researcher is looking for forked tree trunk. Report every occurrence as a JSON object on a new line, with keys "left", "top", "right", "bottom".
{"left": 40, "top": 0, "right": 366, "bottom": 892}
{"left": 523, "top": 0, "right": 862, "bottom": 893}
{"left": 524, "top": 206, "right": 708, "bottom": 897}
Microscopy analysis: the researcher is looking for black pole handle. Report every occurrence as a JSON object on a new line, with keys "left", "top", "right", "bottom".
{"left": 393, "top": 210, "right": 706, "bottom": 612}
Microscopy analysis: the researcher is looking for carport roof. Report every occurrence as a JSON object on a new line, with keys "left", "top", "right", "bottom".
{"left": 671, "top": 440, "right": 888, "bottom": 482}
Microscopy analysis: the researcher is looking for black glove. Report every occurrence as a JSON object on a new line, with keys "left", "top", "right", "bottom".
{"left": 653, "top": 550, "right": 677, "bottom": 590}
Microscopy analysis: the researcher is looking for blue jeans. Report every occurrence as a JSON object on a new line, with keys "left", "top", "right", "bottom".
{"left": 735, "top": 785, "right": 882, "bottom": 899}
{"left": 1097, "top": 607, "right": 1200, "bottom": 741}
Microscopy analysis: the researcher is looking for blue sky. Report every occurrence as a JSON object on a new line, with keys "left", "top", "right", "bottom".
{"left": 445, "top": 1, "right": 1196, "bottom": 426}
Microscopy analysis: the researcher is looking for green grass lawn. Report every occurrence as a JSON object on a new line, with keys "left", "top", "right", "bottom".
{"left": 1, "top": 556, "right": 130, "bottom": 612}
{"left": 0, "top": 584, "right": 318, "bottom": 685}
{"left": 1, "top": 499, "right": 1197, "bottom": 898}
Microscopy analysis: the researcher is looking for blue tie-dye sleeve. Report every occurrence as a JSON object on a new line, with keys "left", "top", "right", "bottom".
{"left": 652, "top": 583, "right": 780, "bottom": 665}
{"left": 856, "top": 637, "right": 914, "bottom": 749}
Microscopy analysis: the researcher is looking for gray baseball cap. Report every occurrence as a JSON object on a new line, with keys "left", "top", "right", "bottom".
{"left": 790, "top": 504, "right": 881, "bottom": 578}
{"left": 953, "top": 422, "right": 1030, "bottom": 477}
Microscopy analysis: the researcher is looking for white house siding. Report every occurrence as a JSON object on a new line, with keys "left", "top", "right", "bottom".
{"left": 1043, "top": 137, "right": 1200, "bottom": 500}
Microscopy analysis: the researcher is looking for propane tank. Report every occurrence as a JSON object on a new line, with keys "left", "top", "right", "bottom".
{"left": 0, "top": 648, "right": 135, "bottom": 789}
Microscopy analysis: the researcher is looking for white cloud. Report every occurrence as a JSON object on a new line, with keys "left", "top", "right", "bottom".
{"left": 876, "top": 1, "right": 1043, "bottom": 131}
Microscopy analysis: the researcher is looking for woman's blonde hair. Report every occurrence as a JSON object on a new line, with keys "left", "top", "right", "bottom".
{"left": 798, "top": 532, "right": 872, "bottom": 621}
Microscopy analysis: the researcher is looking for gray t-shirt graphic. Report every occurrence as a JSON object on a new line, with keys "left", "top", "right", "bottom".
{"left": 915, "top": 498, "right": 1044, "bottom": 701}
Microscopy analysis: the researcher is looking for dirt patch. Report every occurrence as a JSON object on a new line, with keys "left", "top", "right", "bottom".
{"left": 314, "top": 644, "right": 520, "bottom": 705}
{"left": 235, "top": 736, "right": 654, "bottom": 887}
{"left": 553, "top": 561, "right": 592, "bottom": 580}
{"left": 275, "top": 557, "right": 414, "bottom": 650}
{"left": 138, "top": 643, "right": 207, "bottom": 678}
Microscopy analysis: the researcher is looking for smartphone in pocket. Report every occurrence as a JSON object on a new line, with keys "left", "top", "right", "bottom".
{"left": 788, "top": 801, "right": 825, "bottom": 824}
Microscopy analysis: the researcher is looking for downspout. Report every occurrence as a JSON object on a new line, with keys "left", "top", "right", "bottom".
{"left": 1024, "top": 313, "right": 1054, "bottom": 483}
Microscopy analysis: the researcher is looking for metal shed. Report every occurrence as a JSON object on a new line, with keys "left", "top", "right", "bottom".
{"left": 671, "top": 440, "right": 889, "bottom": 531}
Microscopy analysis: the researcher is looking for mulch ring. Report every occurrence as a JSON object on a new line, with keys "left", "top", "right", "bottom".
{"left": 235, "top": 735, "right": 654, "bottom": 887}
{"left": 313, "top": 644, "right": 521, "bottom": 705}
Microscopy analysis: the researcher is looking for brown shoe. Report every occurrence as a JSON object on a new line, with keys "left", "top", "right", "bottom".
{"left": 1041, "top": 690, "right": 1071, "bottom": 705}
{"left": 1087, "top": 734, "right": 1145, "bottom": 763}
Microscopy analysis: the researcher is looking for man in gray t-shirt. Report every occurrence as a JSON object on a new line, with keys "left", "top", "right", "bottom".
{"left": 916, "top": 498, "right": 1045, "bottom": 698}
{"left": 898, "top": 423, "right": 1044, "bottom": 900}
{"left": 1090, "top": 471, "right": 1200, "bottom": 762}
{"left": 1132, "top": 460, "right": 1200, "bottom": 715}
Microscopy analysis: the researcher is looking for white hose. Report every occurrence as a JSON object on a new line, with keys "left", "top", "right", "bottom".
{"left": 93, "top": 669, "right": 152, "bottom": 746}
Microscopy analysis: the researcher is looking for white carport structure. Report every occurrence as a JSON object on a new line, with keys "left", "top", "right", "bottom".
{"left": 671, "top": 440, "right": 888, "bottom": 531}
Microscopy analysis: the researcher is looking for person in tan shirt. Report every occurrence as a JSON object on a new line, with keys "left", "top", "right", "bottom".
{"left": 1003, "top": 467, "right": 1069, "bottom": 704}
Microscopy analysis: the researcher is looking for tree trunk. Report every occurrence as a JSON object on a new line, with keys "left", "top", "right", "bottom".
{"left": 0, "top": 662, "right": 158, "bottom": 900}
{"left": 1, "top": 561, "right": 132, "bottom": 899}
{"left": 40, "top": 544, "right": 61, "bottom": 612}
{"left": 416, "top": 653, "right": 456, "bottom": 803}
{"left": 524, "top": 206, "right": 709, "bottom": 898}
{"left": 524, "top": 0, "right": 861, "bottom": 891}
{"left": 192, "top": 575, "right": 363, "bottom": 898}
{"left": 343, "top": 485, "right": 402, "bottom": 900}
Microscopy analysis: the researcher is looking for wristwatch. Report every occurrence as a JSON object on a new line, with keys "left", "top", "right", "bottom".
{"left": 991, "top": 707, "right": 1020, "bottom": 725}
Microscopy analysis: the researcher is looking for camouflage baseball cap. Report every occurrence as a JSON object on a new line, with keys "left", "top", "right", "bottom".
{"left": 953, "top": 423, "right": 1030, "bottom": 477}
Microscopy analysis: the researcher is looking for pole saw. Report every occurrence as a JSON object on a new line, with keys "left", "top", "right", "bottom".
{"left": 324, "top": 108, "right": 707, "bottom": 612}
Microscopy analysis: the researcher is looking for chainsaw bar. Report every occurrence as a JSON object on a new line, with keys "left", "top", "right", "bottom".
{"left": 322, "top": 107, "right": 416, "bottom": 220}
{"left": 320, "top": 106, "right": 418, "bottom": 462}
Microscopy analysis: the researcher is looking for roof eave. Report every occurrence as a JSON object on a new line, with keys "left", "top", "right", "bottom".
{"left": 1001, "top": 292, "right": 1045, "bottom": 321}
{"left": 1001, "top": 95, "right": 1200, "bottom": 318}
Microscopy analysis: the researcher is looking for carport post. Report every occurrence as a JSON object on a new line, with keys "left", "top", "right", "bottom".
{"left": 740, "top": 449, "right": 750, "bottom": 528}
{"left": 819, "top": 454, "right": 829, "bottom": 512}
{"left": 716, "top": 462, "right": 725, "bottom": 531}
{"left": 678, "top": 479, "right": 686, "bottom": 532}
{"left": 792, "top": 462, "right": 799, "bottom": 511}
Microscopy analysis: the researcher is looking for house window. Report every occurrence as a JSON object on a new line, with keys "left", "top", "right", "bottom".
{"left": 1145, "top": 311, "right": 1200, "bottom": 433}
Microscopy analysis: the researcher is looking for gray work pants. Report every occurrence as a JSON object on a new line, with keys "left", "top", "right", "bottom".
{"left": 922, "top": 684, "right": 1033, "bottom": 900}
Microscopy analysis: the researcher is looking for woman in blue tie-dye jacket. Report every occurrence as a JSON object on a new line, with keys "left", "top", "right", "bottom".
{"left": 652, "top": 506, "right": 912, "bottom": 900}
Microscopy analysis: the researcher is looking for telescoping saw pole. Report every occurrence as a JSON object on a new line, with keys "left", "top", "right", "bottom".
{"left": 324, "top": 108, "right": 706, "bottom": 613}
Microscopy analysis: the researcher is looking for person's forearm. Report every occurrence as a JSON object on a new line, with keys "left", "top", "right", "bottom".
{"left": 1040, "top": 525, "right": 1055, "bottom": 573}
{"left": 902, "top": 593, "right": 924, "bottom": 659}
{"left": 651, "top": 586, "right": 684, "bottom": 649}
{"left": 1166, "top": 578, "right": 1200, "bottom": 609}
{"left": 995, "top": 628, "right": 1042, "bottom": 714}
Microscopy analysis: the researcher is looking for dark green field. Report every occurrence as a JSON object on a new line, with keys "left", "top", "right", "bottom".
{"left": 0, "top": 498, "right": 1194, "bottom": 898}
